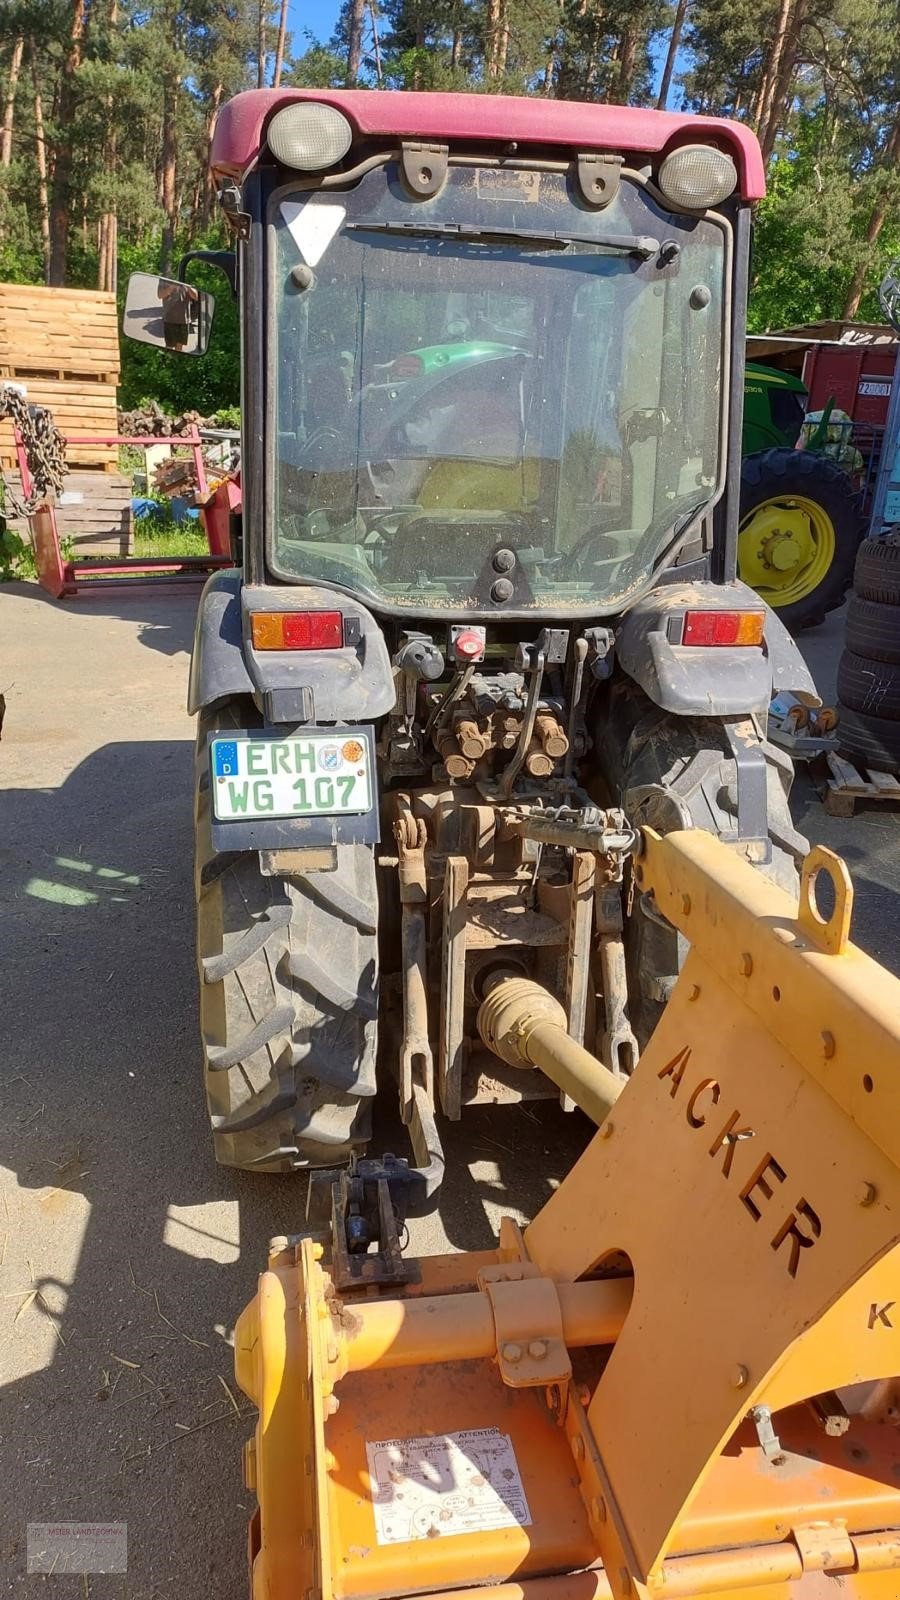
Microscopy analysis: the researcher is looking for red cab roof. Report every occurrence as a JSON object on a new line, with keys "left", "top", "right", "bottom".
{"left": 211, "top": 88, "right": 765, "bottom": 200}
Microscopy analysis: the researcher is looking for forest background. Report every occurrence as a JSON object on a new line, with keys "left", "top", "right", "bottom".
{"left": 3, "top": 0, "right": 898, "bottom": 412}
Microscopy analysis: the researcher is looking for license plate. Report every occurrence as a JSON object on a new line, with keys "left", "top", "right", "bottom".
{"left": 210, "top": 732, "right": 373, "bottom": 822}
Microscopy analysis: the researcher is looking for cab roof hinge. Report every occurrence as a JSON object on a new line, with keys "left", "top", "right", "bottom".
{"left": 576, "top": 152, "right": 623, "bottom": 209}
{"left": 400, "top": 142, "right": 449, "bottom": 199}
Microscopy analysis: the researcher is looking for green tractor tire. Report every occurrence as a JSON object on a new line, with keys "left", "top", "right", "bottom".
{"left": 738, "top": 448, "right": 864, "bottom": 633}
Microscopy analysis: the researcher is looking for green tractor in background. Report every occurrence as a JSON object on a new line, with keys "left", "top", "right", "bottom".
{"left": 739, "top": 362, "right": 864, "bottom": 632}
{"left": 359, "top": 344, "right": 862, "bottom": 635}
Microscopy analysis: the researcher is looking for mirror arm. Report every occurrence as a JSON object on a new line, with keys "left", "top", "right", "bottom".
{"left": 176, "top": 249, "right": 238, "bottom": 298}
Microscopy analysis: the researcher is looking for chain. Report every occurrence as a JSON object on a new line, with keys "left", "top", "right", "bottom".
{"left": 0, "top": 386, "right": 68, "bottom": 516}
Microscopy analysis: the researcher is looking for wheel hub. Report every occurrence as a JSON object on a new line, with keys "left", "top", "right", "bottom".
{"left": 760, "top": 527, "right": 807, "bottom": 572}
{"left": 738, "top": 493, "right": 837, "bottom": 608}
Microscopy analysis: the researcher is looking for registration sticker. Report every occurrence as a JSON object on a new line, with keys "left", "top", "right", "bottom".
{"left": 365, "top": 1428, "right": 532, "bottom": 1545}
{"left": 210, "top": 731, "right": 372, "bottom": 822}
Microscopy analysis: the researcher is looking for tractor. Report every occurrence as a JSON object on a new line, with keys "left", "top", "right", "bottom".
{"left": 123, "top": 89, "right": 817, "bottom": 1184}
{"left": 739, "top": 360, "right": 864, "bottom": 632}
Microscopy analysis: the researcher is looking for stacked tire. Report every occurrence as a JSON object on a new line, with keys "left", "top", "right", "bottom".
{"left": 837, "top": 534, "right": 900, "bottom": 773}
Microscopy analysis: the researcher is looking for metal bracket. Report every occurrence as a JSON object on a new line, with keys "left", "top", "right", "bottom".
{"left": 576, "top": 153, "right": 623, "bottom": 209}
{"left": 748, "top": 1403, "right": 785, "bottom": 1465}
{"left": 400, "top": 142, "right": 449, "bottom": 198}
{"left": 478, "top": 1267, "right": 572, "bottom": 1391}
{"left": 723, "top": 720, "right": 771, "bottom": 857}
{"left": 792, "top": 1520, "right": 855, "bottom": 1573}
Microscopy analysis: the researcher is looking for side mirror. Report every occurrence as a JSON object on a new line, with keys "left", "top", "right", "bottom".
{"left": 122, "top": 271, "right": 215, "bottom": 356}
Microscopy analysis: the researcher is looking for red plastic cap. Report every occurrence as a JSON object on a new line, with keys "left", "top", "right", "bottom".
{"left": 454, "top": 630, "right": 486, "bottom": 661}
{"left": 682, "top": 610, "right": 765, "bottom": 647}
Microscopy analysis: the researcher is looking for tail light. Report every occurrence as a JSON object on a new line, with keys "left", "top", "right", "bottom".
{"left": 250, "top": 610, "right": 344, "bottom": 650}
{"left": 682, "top": 610, "right": 765, "bottom": 647}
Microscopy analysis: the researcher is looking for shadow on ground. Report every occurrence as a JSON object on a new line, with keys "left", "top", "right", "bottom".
{"left": 0, "top": 735, "right": 585, "bottom": 1597}
{"left": 0, "top": 576, "right": 200, "bottom": 658}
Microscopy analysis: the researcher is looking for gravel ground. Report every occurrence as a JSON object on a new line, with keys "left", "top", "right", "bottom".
{"left": 0, "top": 580, "right": 897, "bottom": 1597}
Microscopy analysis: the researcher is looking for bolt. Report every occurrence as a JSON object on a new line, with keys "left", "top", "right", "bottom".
{"left": 572, "top": 1436, "right": 585, "bottom": 1460}
{"left": 688, "top": 983, "right": 701, "bottom": 1002}
{"left": 731, "top": 1364, "right": 750, "bottom": 1389}
{"left": 503, "top": 1342, "right": 523, "bottom": 1364}
{"left": 326, "top": 1340, "right": 340, "bottom": 1364}
{"left": 821, "top": 1030, "right": 836, "bottom": 1060}
{"left": 856, "top": 1181, "right": 878, "bottom": 1208}
{"left": 590, "top": 1496, "right": 606, "bottom": 1524}
{"left": 740, "top": 953, "right": 753, "bottom": 977}
{"left": 682, "top": 894, "right": 691, "bottom": 915}
{"left": 268, "top": 1235, "right": 289, "bottom": 1255}
{"left": 324, "top": 1394, "right": 340, "bottom": 1417}
{"left": 599, "top": 1120, "right": 614, "bottom": 1140}
{"left": 528, "top": 1340, "right": 548, "bottom": 1360}
{"left": 577, "top": 1384, "right": 591, "bottom": 1407}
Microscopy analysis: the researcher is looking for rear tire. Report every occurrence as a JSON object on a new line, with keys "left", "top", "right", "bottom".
{"left": 594, "top": 682, "right": 803, "bottom": 1044}
{"left": 853, "top": 534, "right": 900, "bottom": 605}
{"left": 836, "top": 650, "right": 900, "bottom": 720}
{"left": 194, "top": 702, "right": 378, "bottom": 1173}
{"left": 836, "top": 705, "right": 900, "bottom": 775}
{"left": 845, "top": 596, "right": 900, "bottom": 664}
{"left": 738, "top": 448, "right": 863, "bottom": 633}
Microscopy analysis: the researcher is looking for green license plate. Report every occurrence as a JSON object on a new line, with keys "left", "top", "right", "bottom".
{"left": 210, "top": 732, "right": 373, "bottom": 822}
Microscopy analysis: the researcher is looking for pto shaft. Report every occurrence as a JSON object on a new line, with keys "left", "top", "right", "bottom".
{"left": 476, "top": 975, "right": 623, "bottom": 1125}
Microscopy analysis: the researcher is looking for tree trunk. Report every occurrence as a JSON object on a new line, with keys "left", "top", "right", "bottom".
{"left": 346, "top": 0, "right": 366, "bottom": 84}
{"left": 200, "top": 81, "right": 223, "bottom": 230}
{"left": 612, "top": 26, "right": 637, "bottom": 102}
{"left": 656, "top": 0, "right": 688, "bottom": 109}
{"left": 257, "top": 0, "right": 267, "bottom": 89}
{"left": 368, "top": 3, "right": 384, "bottom": 82}
{"left": 758, "top": 4, "right": 803, "bottom": 165}
{"left": 160, "top": 77, "right": 179, "bottom": 273}
{"left": 48, "top": 0, "right": 86, "bottom": 284}
{"left": 31, "top": 53, "right": 50, "bottom": 279}
{"left": 752, "top": 0, "right": 793, "bottom": 148}
{"left": 273, "top": 0, "right": 288, "bottom": 86}
{"left": 1, "top": 36, "right": 24, "bottom": 168}
{"left": 485, "top": 0, "right": 502, "bottom": 77}
{"left": 98, "top": 0, "right": 118, "bottom": 293}
{"left": 842, "top": 118, "right": 900, "bottom": 319}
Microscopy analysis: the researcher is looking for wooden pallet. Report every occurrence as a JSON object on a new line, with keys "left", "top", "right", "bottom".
{"left": 5, "top": 470, "right": 132, "bottom": 556}
{"left": 0, "top": 283, "right": 120, "bottom": 468}
{"left": 822, "top": 751, "right": 900, "bottom": 816}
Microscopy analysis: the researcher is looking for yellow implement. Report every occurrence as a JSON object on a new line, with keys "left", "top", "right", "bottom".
{"left": 236, "top": 828, "right": 900, "bottom": 1600}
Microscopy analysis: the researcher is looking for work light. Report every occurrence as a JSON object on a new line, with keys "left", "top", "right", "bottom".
{"left": 657, "top": 145, "right": 737, "bottom": 209}
{"left": 266, "top": 102, "right": 353, "bottom": 171}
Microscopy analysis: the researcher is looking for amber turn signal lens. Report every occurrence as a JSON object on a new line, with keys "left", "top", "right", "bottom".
{"left": 682, "top": 610, "right": 765, "bottom": 647}
{"left": 250, "top": 611, "right": 343, "bottom": 650}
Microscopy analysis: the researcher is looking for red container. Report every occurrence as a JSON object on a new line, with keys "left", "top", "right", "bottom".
{"left": 803, "top": 345, "right": 896, "bottom": 426}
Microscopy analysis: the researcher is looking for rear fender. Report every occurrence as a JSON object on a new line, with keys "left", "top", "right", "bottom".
{"left": 615, "top": 580, "right": 817, "bottom": 715}
{"left": 188, "top": 574, "right": 396, "bottom": 723}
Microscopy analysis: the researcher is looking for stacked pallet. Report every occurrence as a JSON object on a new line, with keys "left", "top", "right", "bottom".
{"left": 0, "top": 284, "right": 120, "bottom": 470}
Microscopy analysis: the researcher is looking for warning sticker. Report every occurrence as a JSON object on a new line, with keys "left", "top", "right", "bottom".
{"left": 365, "top": 1428, "right": 532, "bottom": 1545}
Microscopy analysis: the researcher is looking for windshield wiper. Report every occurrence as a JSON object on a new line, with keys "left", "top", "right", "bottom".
{"left": 345, "top": 221, "right": 660, "bottom": 259}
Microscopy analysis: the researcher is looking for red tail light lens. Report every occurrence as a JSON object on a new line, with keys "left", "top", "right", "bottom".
{"left": 251, "top": 611, "right": 343, "bottom": 650}
{"left": 682, "top": 610, "right": 765, "bottom": 647}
